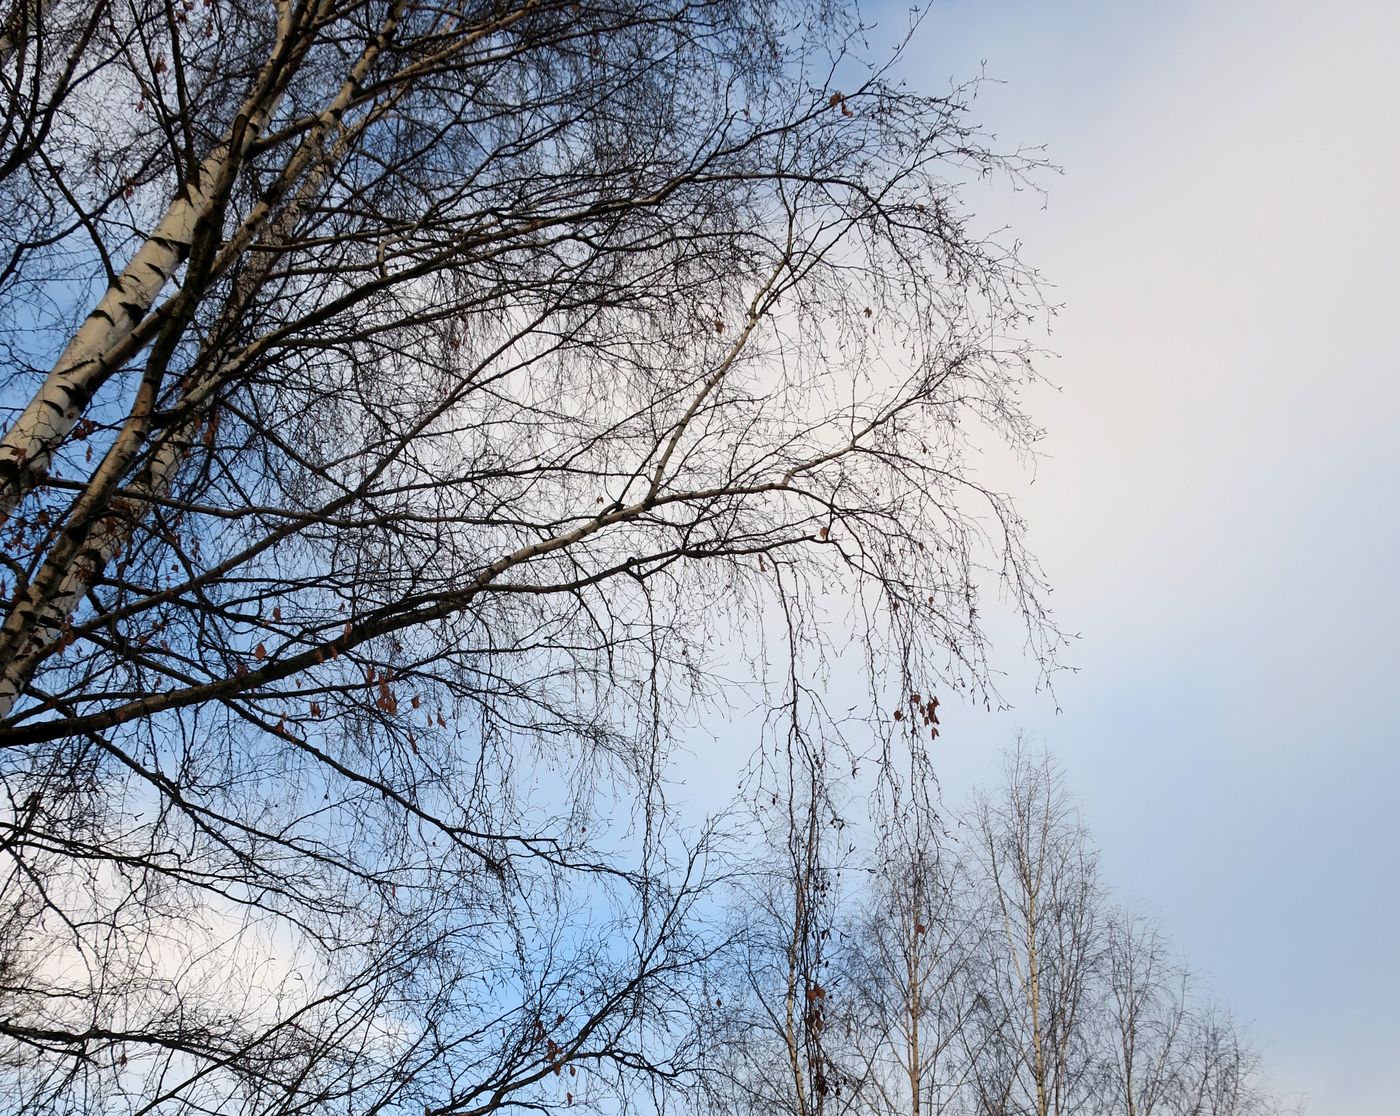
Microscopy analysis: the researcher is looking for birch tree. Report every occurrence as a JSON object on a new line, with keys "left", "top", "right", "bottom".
{"left": 844, "top": 835, "right": 976, "bottom": 1116}
{"left": 793, "top": 747, "right": 1310, "bottom": 1116}
{"left": 702, "top": 707, "right": 852, "bottom": 1116}
{"left": 0, "top": 1, "right": 1061, "bottom": 1112}
{"left": 1099, "top": 913, "right": 1196, "bottom": 1116}
{"left": 1097, "top": 913, "right": 1299, "bottom": 1116}
{"left": 963, "top": 748, "right": 1103, "bottom": 1116}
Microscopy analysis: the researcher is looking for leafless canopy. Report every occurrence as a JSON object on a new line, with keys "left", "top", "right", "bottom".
{"left": 1, "top": 1, "right": 1062, "bottom": 1112}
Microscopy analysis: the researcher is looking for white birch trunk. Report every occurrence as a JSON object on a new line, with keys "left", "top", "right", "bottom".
{"left": 0, "top": 0, "right": 309, "bottom": 522}
{"left": 0, "top": 1, "right": 407, "bottom": 719}
{"left": 0, "top": 154, "right": 229, "bottom": 521}
{"left": 0, "top": 8, "right": 400, "bottom": 714}
{"left": 0, "top": 0, "right": 397, "bottom": 522}
{"left": 0, "top": 416, "right": 194, "bottom": 719}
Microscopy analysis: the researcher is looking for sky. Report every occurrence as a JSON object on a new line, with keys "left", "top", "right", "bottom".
{"left": 841, "top": 2, "right": 1399, "bottom": 1113}
{"left": 8, "top": 3, "right": 1393, "bottom": 1112}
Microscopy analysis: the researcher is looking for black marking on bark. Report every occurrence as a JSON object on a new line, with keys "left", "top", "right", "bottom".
{"left": 149, "top": 235, "right": 192, "bottom": 263}
{"left": 55, "top": 380, "right": 95, "bottom": 411}
{"left": 67, "top": 380, "right": 95, "bottom": 409}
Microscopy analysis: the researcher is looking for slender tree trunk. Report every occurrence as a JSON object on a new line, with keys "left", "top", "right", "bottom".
{"left": 1025, "top": 890, "right": 1049, "bottom": 1116}
{"left": 906, "top": 911, "right": 923, "bottom": 1116}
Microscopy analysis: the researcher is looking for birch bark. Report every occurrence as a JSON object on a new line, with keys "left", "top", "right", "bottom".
{"left": 0, "top": 397, "right": 197, "bottom": 718}
{"left": 0, "top": 6, "right": 306, "bottom": 521}
{"left": 0, "top": 3, "right": 403, "bottom": 718}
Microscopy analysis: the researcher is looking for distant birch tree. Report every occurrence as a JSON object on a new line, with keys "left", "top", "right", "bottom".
{"left": 823, "top": 749, "right": 1303, "bottom": 1116}
{"left": 1099, "top": 912, "right": 1195, "bottom": 1116}
{"left": 845, "top": 829, "right": 975, "bottom": 1116}
{"left": 962, "top": 748, "right": 1102, "bottom": 1116}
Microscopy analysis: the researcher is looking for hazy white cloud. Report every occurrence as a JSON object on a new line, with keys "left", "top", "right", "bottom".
{"left": 861, "top": 2, "right": 1400, "bottom": 1113}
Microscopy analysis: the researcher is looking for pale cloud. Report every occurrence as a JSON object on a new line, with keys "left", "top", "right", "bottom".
{"left": 866, "top": 2, "right": 1400, "bottom": 1114}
